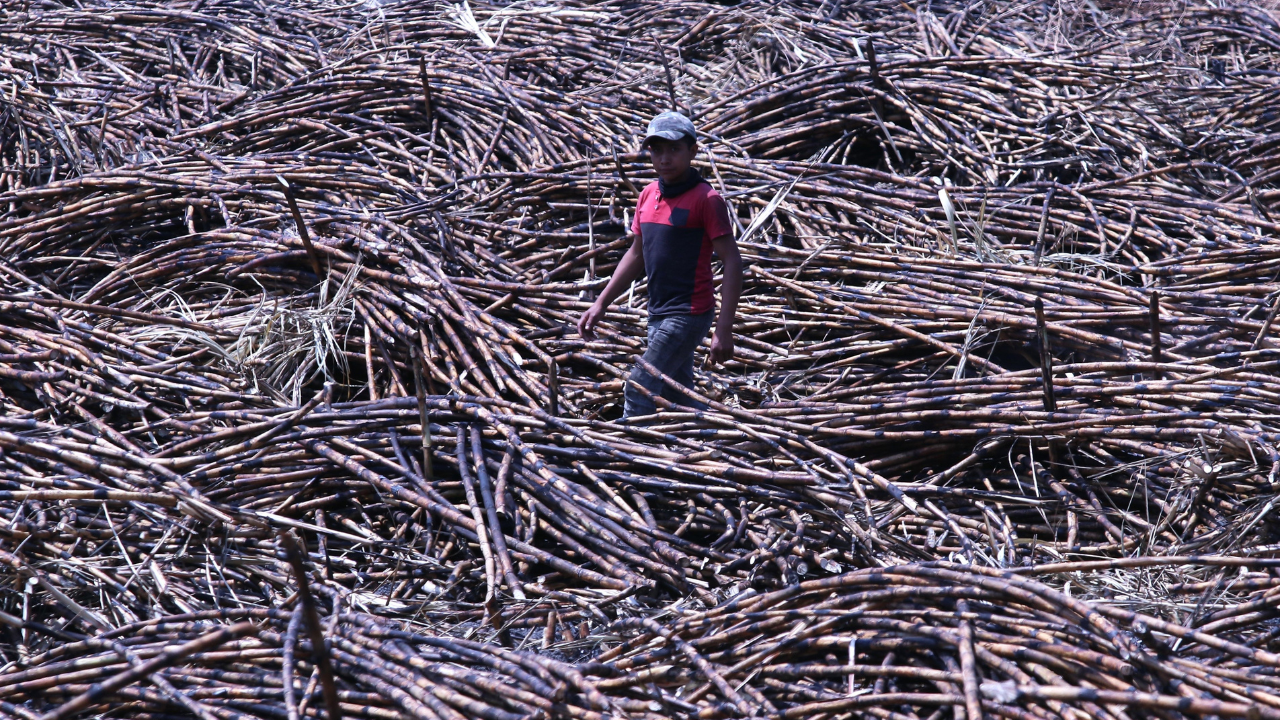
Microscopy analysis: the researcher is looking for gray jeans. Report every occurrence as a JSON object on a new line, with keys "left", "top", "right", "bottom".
{"left": 623, "top": 311, "right": 716, "bottom": 418}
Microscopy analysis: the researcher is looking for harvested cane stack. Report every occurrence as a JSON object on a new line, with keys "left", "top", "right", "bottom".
{"left": 2, "top": 0, "right": 1280, "bottom": 718}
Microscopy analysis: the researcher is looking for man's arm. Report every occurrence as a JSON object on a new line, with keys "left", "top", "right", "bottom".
{"left": 577, "top": 233, "right": 644, "bottom": 340}
{"left": 710, "top": 233, "right": 741, "bottom": 365}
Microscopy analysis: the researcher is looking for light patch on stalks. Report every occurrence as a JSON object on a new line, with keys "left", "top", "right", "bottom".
{"left": 1036, "top": 251, "right": 1127, "bottom": 275}
{"left": 952, "top": 300, "right": 993, "bottom": 381}
{"left": 1057, "top": 564, "right": 1255, "bottom": 627}
{"left": 937, "top": 181, "right": 958, "bottom": 255}
{"left": 680, "top": 9, "right": 837, "bottom": 104}
{"left": 227, "top": 258, "right": 362, "bottom": 405}
{"left": 444, "top": 0, "right": 495, "bottom": 49}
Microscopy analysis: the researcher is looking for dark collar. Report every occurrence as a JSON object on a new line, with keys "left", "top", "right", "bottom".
{"left": 658, "top": 168, "right": 704, "bottom": 198}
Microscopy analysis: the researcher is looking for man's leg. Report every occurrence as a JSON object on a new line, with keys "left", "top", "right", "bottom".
{"left": 660, "top": 311, "right": 715, "bottom": 409}
{"left": 623, "top": 317, "right": 668, "bottom": 418}
{"left": 624, "top": 313, "right": 714, "bottom": 418}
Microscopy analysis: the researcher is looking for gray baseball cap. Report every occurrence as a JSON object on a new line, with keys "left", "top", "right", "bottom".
{"left": 642, "top": 111, "right": 696, "bottom": 148}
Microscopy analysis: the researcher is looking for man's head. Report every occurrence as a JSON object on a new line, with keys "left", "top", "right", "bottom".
{"left": 642, "top": 111, "right": 697, "bottom": 183}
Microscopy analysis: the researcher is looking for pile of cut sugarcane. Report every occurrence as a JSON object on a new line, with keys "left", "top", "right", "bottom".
{"left": 2, "top": 0, "right": 1280, "bottom": 718}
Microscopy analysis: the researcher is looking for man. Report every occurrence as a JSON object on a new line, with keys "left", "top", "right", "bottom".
{"left": 577, "top": 111, "right": 742, "bottom": 418}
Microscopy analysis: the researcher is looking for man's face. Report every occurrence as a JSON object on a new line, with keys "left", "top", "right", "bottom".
{"left": 646, "top": 137, "right": 696, "bottom": 183}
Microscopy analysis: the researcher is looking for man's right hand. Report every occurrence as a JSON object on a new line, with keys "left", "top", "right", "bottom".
{"left": 577, "top": 235, "right": 643, "bottom": 342}
{"left": 578, "top": 302, "right": 605, "bottom": 340}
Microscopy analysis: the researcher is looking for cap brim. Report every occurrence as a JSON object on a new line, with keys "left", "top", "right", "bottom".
{"left": 642, "top": 131, "right": 691, "bottom": 147}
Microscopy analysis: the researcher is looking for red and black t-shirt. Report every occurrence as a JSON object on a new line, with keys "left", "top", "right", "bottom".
{"left": 631, "top": 179, "right": 733, "bottom": 318}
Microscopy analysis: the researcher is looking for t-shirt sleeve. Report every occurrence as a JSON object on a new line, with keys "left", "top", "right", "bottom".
{"left": 631, "top": 186, "right": 647, "bottom": 237}
{"left": 702, "top": 190, "right": 733, "bottom": 241}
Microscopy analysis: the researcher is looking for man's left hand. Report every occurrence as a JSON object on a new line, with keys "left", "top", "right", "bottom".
{"left": 710, "top": 331, "right": 734, "bottom": 365}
